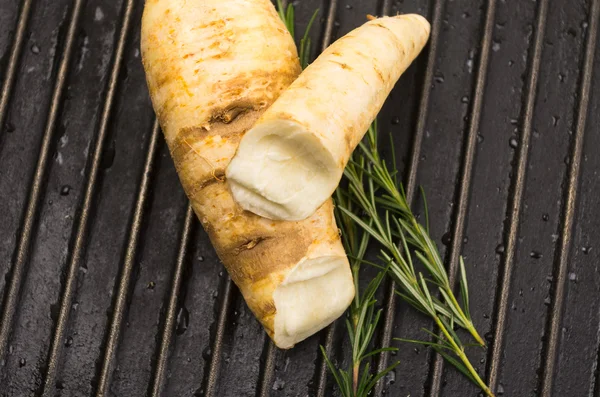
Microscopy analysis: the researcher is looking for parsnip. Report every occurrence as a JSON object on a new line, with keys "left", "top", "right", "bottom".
{"left": 141, "top": 0, "right": 354, "bottom": 349}
{"left": 227, "top": 15, "right": 431, "bottom": 221}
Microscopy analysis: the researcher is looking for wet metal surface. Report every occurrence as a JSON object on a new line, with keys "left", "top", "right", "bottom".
{"left": 0, "top": 0, "right": 599, "bottom": 396}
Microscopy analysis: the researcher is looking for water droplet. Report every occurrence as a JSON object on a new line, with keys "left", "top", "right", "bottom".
{"left": 582, "top": 21, "right": 589, "bottom": 29}
{"left": 391, "top": 116, "right": 400, "bottom": 125}
{"left": 552, "top": 116, "right": 560, "bottom": 126}
{"left": 497, "top": 383, "right": 505, "bottom": 395}
{"left": 8, "top": 345, "right": 13, "bottom": 355}
{"left": 552, "top": 234, "right": 559, "bottom": 242}
{"left": 176, "top": 306, "right": 190, "bottom": 335}
{"left": 56, "top": 380, "right": 65, "bottom": 390}
{"left": 480, "top": 358, "right": 485, "bottom": 364}
{"left": 434, "top": 73, "right": 445, "bottom": 83}
{"left": 519, "top": 289, "right": 523, "bottom": 296}
{"left": 212, "top": 290, "right": 218, "bottom": 299}
{"left": 546, "top": 274, "right": 554, "bottom": 283}
{"left": 345, "top": 4, "right": 352, "bottom": 9}
{"left": 60, "top": 185, "right": 71, "bottom": 196}
{"left": 463, "top": 236, "right": 469, "bottom": 244}
{"left": 442, "top": 232, "right": 452, "bottom": 246}
{"left": 542, "top": 213, "right": 549, "bottom": 221}
{"left": 496, "top": 21, "right": 506, "bottom": 29}
{"left": 147, "top": 281, "right": 156, "bottom": 290}
{"left": 544, "top": 296, "right": 551, "bottom": 306}
{"left": 510, "top": 118, "right": 518, "bottom": 125}
{"left": 466, "top": 59, "right": 474, "bottom": 73}
{"left": 530, "top": 251, "right": 542, "bottom": 259}
{"left": 385, "top": 370, "right": 396, "bottom": 385}
{"left": 477, "top": 133, "right": 484, "bottom": 143}
{"left": 558, "top": 73, "right": 565, "bottom": 82}
{"left": 508, "top": 60, "right": 514, "bottom": 67}
{"left": 19, "top": 358, "right": 26, "bottom": 367}
{"left": 72, "top": 301, "right": 79, "bottom": 310}
{"left": 198, "top": 255, "right": 204, "bottom": 262}
{"left": 495, "top": 244, "right": 505, "bottom": 254}
{"left": 218, "top": 271, "right": 224, "bottom": 277}
{"left": 564, "top": 156, "right": 570, "bottom": 165}
{"left": 568, "top": 272, "right": 577, "bottom": 281}
{"left": 462, "top": 12, "right": 470, "bottom": 18}
{"left": 202, "top": 346, "right": 212, "bottom": 360}
{"left": 461, "top": 96, "right": 469, "bottom": 104}
{"left": 95, "top": 7, "right": 104, "bottom": 21}
{"left": 194, "top": 388, "right": 204, "bottom": 397}
{"left": 65, "top": 336, "right": 73, "bottom": 347}
{"left": 272, "top": 378, "right": 286, "bottom": 390}
{"left": 509, "top": 137, "right": 518, "bottom": 149}
{"left": 30, "top": 44, "right": 40, "bottom": 54}
{"left": 492, "top": 40, "right": 501, "bottom": 52}
{"left": 4, "top": 122, "right": 15, "bottom": 133}
{"left": 483, "top": 313, "right": 490, "bottom": 319}
{"left": 414, "top": 347, "right": 420, "bottom": 354}
{"left": 334, "top": 20, "right": 340, "bottom": 28}
{"left": 484, "top": 332, "right": 494, "bottom": 343}
{"left": 582, "top": 246, "right": 591, "bottom": 255}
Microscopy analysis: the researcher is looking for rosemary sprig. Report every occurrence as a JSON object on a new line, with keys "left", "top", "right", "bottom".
{"left": 338, "top": 121, "right": 493, "bottom": 396}
{"left": 353, "top": 121, "right": 485, "bottom": 346}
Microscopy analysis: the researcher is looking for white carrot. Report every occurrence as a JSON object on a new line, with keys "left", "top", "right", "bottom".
{"left": 227, "top": 15, "right": 431, "bottom": 221}
{"left": 141, "top": 0, "right": 354, "bottom": 348}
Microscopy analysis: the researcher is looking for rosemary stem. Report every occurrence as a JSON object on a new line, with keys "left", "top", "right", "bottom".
{"left": 353, "top": 363, "right": 359, "bottom": 395}
{"left": 434, "top": 316, "right": 494, "bottom": 397}
{"left": 445, "top": 290, "right": 485, "bottom": 346}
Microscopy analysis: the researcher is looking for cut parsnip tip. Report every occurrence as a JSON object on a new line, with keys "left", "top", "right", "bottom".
{"left": 227, "top": 14, "right": 431, "bottom": 221}
{"left": 141, "top": 0, "right": 354, "bottom": 348}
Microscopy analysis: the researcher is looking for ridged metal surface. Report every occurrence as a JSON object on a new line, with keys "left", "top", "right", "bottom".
{"left": 373, "top": 0, "right": 443, "bottom": 393}
{"left": 0, "top": 0, "right": 599, "bottom": 396}
{"left": 427, "top": 0, "right": 496, "bottom": 393}
{"left": 540, "top": 0, "right": 599, "bottom": 395}
{"left": 0, "top": 0, "right": 33, "bottom": 141}
{"left": 0, "top": 0, "right": 85, "bottom": 363}
{"left": 487, "top": 0, "right": 549, "bottom": 390}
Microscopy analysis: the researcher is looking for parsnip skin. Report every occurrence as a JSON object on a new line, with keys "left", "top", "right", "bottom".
{"left": 141, "top": 0, "right": 354, "bottom": 348}
{"left": 227, "top": 15, "right": 431, "bottom": 221}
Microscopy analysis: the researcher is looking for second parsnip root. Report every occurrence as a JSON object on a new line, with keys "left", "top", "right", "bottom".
{"left": 227, "top": 15, "right": 431, "bottom": 221}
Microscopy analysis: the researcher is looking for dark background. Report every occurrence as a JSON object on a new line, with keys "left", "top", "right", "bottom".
{"left": 0, "top": 0, "right": 599, "bottom": 396}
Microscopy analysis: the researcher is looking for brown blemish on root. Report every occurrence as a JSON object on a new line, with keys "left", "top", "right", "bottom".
{"left": 344, "top": 131, "right": 353, "bottom": 152}
{"left": 236, "top": 236, "right": 271, "bottom": 253}
{"left": 372, "top": 22, "right": 395, "bottom": 35}
{"left": 329, "top": 60, "right": 352, "bottom": 71}
{"left": 373, "top": 65, "right": 384, "bottom": 82}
